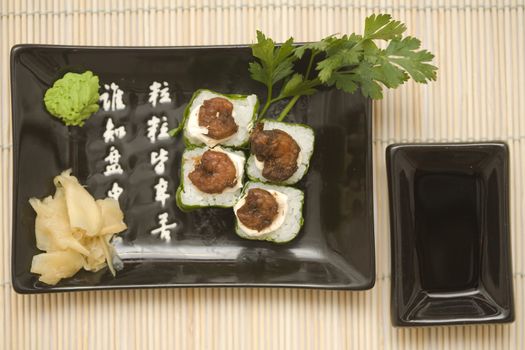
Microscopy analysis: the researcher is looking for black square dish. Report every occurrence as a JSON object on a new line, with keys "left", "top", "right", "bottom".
{"left": 386, "top": 143, "right": 514, "bottom": 326}
{"left": 11, "top": 45, "right": 375, "bottom": 293}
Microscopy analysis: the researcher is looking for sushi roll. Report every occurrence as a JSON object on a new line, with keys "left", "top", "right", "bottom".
{"left": 233, "top": 182, "right": 304, "bottom": 243}
{"left": 183, "top": 89, "right": 259, "bottom": 148}
{"left": 246, "top": 119, "right": 315, "bottom": 185}
{"left": 176, "top": 146, "right": 246, "bottom": 210}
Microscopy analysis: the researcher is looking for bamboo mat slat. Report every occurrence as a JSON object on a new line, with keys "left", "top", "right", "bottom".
{"left": 1, "top": 0, "right": 524, "bottom": 349}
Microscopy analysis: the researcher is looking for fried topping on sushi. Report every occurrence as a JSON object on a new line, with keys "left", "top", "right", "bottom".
{"left": 236, "top": 188, "right": 279, "bottom": 231}
{"left": 250, "top": 123, "right": 301, "bottom": 182}
{"left": 198, "top": 97, "right": 238, "bottom": 140}
{"left": 189, "top": 150, "right": 238, "bottom": 193}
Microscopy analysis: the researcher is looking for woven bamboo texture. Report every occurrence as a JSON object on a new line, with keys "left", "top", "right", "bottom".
{"left": 1, "top": 0, "right": 524, "bottom": 349}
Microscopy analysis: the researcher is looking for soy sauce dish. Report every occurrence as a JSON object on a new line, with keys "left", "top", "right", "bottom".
{"left": 386, "top": 143, "right": 514, "bottom": 326}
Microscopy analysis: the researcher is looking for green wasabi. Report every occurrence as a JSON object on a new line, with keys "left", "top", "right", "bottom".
{"left": 44, "top": 71, "right": 100, "bottom": 126}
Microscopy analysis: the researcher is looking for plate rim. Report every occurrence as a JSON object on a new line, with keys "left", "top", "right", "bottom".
{"left": 11, "top": 44, "right": 375, "bottom": 293}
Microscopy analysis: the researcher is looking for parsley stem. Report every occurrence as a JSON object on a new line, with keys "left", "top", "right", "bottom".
{"left": 277, "top": 95, "right": 301, "bottom": 121}
{"left": 259, "top": 85, "right": 273, "bottom": 118}
{"left": 305, "top": 52, "right": 317, "bottom": 79}
{"left": 275, "top": 52, "right": 318, "bottom": 122}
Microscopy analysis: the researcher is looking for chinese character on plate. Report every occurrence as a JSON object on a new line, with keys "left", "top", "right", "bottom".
{"left": 146, "top": 115, "right": 170, "bottom": 143}
{"left": 154, "top": 177, "right": 170, "bottom": 207}
{"left": 103, "top": 145, "right": 124, "bottom": 176}
{"left": 151, "top": 212, "right": 177, "bottom": 242}
{"left": 100, "top": 82, "right": 126, "bottom": 111}
{"left": 107, "top": 181, "right": 124, "bottom": 200}
{"left": 151, "top": 148, "right": 169, "bottom": 175}
{"left": 103, "top": 118, "right": 126, "bottom": 143}
{"left": 148, "top": 81, "right": 172, "bottom": 107}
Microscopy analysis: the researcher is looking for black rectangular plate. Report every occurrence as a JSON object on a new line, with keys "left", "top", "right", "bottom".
{"left": 11, "top": 44, "right": 375, "bottom": 293}
{"left": 386, "top": 143, "right": 514, "bottom": 326}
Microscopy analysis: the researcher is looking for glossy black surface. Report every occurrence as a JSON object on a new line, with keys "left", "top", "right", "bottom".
{"left": 386, "top": 143, "right": 514, "bottom": 326}
{"left": 11, "top": 44, "right": 375, "bottom": 293}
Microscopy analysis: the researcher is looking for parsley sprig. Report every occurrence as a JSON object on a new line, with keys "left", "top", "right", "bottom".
{"left": 249, "top": 14, "right": 437, "bottom": 121}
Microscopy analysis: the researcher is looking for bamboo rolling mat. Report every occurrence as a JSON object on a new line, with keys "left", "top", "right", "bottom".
{"left": 1, "top": 0, "right": 524, "bottom": 349}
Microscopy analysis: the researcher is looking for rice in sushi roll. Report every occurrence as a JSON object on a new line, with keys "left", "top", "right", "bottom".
{"left": 233, "top": 182, "right": 304, "bottom": 243}
{"left": 176, "top": 146, "right": 246, "bottom": 210}
{"left": 183, "top": 89, "right": 259, "bottom": 148}
{"left": 246, "top": 119, "right": 314, "bottom": 185}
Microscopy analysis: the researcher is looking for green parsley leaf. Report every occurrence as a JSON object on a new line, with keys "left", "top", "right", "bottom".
{"left": 315, "top": 15, "right": 436, "bottom": 98}
{"left": 372, "top": 60, "right": 409, "bottom": 88}
{"left": 364, "top": 14, "right": 406, "bottom": 40}
{"left": 329, "top": 63, "right": 383, "bottom": 99}
{"left": 315, "top": 35, "right": 363, "bottom": 83}
{"left": 328, "top": 72, "right": 359, "bottom": 94}
{"left": 385, "top": 37, "right": 437, "bottom": 83}
{"left": 352, "top": 63, "right": 384, "bottom": 99}
{"left": 277, "top": 74, "right": 319, "bottom": 99}
{"left": 249, "top": 13, "right": 438, "bottom": 121}
{"left": 294, "top": 37, "right": 334, "bottom": 59}
{"left": 249, "top": 31, "right": 296, "bottom": 87}
{"left": 317, "top": 45, "right": 362, "bottom": 83}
